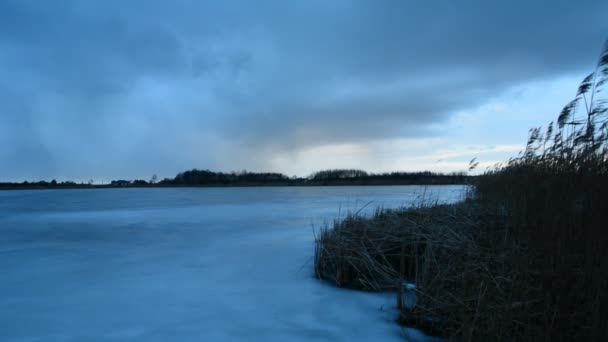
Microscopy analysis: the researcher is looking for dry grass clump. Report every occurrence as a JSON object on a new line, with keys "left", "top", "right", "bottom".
{"left": 314, "top": 202, "right": 533, "bottom": 340}
{"left": 313, "top": 204, "right": 458, "bottom": 291}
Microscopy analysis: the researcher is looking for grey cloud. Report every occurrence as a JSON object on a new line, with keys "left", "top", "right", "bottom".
{"left": 0, "top": 0, "right": 607, "bottom": 179}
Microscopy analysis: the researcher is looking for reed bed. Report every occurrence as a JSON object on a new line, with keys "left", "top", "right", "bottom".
{"left": 314, "top": 40, "right": 608, "bottom": 341}
{"left": 315, "top": 202, "right": 529, "bottom": 340}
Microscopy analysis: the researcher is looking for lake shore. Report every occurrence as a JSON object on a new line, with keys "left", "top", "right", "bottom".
{"left": 315, "top": 166, "right": 608, "bottom": 340}
{"left": 1, "top": 169, "right": 470, "bottom": 190}
{"left": 0, "top": 180, "right": 471, "bottom": 191}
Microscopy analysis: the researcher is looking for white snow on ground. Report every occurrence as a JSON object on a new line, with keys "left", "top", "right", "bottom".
{"left": 0, "top": 186, "right": 464, "bottom": 341}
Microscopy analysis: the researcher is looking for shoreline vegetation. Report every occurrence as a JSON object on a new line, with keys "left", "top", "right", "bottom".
{"left": 0, "top": 170, "right": 469, "bottom": 190}
{"left": 314, "top": 40, "right": 608, "bottom": 341}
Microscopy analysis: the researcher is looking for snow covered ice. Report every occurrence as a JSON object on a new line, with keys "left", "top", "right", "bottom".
{"left": 0, "top": 186, "right": 464, "bottom": 341}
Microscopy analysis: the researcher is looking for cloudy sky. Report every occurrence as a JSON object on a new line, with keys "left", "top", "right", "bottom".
{"left": 1, "top": 0, "right": 607, "bottom": 181}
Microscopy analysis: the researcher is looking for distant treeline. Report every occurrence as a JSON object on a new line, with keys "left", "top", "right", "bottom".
{"left": 165, "top": 169, "right": 291, "bottom": 186}
{"left": 0, "top": 168, "right": 470, "bottom": 190}
{"left": 306, "top": 169, "right": 468, "bottom": 185}
{"left": 160, "top": 168, "right": 468, "bottom": 186}
{"left": 0, "top": 179, "right": 154, "bottom": 190}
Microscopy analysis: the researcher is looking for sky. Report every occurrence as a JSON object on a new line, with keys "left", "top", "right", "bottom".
{"left": 1, "top": 0, "right": 607, "bottom": 181}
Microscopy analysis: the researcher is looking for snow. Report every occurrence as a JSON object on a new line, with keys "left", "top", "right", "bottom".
{"left": 0, "top": 186, "right": 464, "bottom": 341}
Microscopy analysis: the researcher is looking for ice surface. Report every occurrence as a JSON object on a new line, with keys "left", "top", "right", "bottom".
{"left": 0, "top": 186, "right": 464, "bottom": 341}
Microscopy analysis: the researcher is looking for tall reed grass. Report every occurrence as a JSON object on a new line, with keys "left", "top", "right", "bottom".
{"left": 314, "top": 39, "right": 608, "bottom": 341}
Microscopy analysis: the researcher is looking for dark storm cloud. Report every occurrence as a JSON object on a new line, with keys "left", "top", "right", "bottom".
{"left": 0, "top": 0, "right": 606, "bottom": 179}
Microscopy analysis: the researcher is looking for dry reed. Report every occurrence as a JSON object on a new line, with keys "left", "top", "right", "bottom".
{"left": 314, "top": 39, "right": 608, "bottom": 341}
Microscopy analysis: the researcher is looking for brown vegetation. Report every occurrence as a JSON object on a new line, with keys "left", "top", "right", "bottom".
{"left": 314, "top": 40, "right": 608, "bottom": 341}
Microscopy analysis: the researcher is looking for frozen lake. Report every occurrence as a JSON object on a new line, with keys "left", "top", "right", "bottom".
{"left": 0, "top": 186, "right": 465, "bottom": 341}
